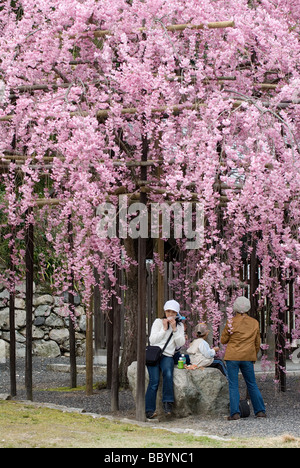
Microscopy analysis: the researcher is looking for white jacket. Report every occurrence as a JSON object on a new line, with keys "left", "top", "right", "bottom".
{"left": 187, "top": 338, "right": 215, "bottom": 367}
{"left": 149, "top": 319, "right": 185, "bottom": 357}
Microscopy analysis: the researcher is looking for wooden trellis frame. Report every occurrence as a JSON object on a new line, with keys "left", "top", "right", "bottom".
{"left": 0, "top": 16, "right": 298, "bottom": 419}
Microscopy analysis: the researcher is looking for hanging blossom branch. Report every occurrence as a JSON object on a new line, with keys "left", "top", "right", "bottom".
{"left": 0, "top": 0, "right": 299, "bottom": 370}
{"left": 224, "top": 89, "right": 300, "bottom": 158}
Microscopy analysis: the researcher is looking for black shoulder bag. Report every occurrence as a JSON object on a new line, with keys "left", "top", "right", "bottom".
{"left": 146, "top": 331, "right": 173, "bottom": 366}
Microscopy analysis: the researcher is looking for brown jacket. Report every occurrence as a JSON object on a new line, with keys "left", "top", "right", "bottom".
{"left": 221, "top": 313, "right": 261, "bottom": 362}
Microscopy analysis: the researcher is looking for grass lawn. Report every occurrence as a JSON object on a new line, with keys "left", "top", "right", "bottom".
{"left": 0, "top": 401, "right": 299, "bottom": 449}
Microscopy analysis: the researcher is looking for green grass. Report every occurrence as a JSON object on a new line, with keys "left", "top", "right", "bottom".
{"left": 0, "top": 401, "right": 299, "bottom": 448}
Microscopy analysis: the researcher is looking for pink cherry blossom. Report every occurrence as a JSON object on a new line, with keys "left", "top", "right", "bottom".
{"left": 0, "top": 0, "right": 299, "bottom": 364}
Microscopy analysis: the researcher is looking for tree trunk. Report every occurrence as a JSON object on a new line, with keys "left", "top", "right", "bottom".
{"left": 119, "top": 238, "right": 138, "bottom": 387}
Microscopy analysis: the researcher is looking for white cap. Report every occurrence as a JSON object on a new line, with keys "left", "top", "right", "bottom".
{"left": 164, "top": 300, "right": 180, "bottom": 314}
{"left": 233, "top": 296, "right": 251, "bottom": 314}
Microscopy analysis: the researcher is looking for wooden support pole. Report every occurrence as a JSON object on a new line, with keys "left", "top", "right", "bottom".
{"left": 25, "top": 210, "right": 34, "bottom": 401}
{"left": 9, "top": 223, "right": 17, "bottom": 397}
{"left": 154, "top": 135, "right": 164, "bottom": 319}
{"left": 85, "top": 291, "right": 94, "bottom": 396}
{"left": 136, "top": 134, "right": 148, "bottom": 422}
{"left": 111, "top": 268, "right": 121, "bottom": 412}
{"left": 68, "top": 286, "right": 77, "bottom": 389}
{"left": 111, "top": 203, "right": 121, "bottom": 411}
{"left": 275, "top": 270, "right": 287, "bottom": 392}
{"left": 275, "top": 318, "right": 287, "bottom": 392}
{"left": 9, "top": 288, "right": 16, "bottom": 397}
{"left": 93, "top": 266, "right": 102, "bottom": 362}
{"left": 249, "top": 237, "right": 259, "bottom": 321}
{"left": 106, "top": 308, "right": 113, "bottom": 389}
{"left": 157, "top": 236, "right": 165, "bottom": 319}
{"left": 68, "top": 217, "right": 77, "bottom": 389}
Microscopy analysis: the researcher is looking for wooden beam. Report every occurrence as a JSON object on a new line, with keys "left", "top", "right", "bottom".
{"left": 93, "top": 20, "right": 235, "bottom": 38}
{"left": 35, "top": 198, "right": 64, "bottom": 206}
{"left": 2, "top": 155, "right": 165, "bottom": 168}
{"left": 70, "top": 102, "right": 206, "bottom": 119}
{"left": 1, "top": 98, "right": 299, "bottom": 123}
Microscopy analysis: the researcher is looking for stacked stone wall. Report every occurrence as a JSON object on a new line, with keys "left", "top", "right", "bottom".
{"left": 0, "top": 283, "right": 86, "bottom": 358}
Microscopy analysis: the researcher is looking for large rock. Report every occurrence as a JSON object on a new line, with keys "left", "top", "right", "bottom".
{"left": 33, "top": 340, "right": 61, "bottom": 358}
{"left": 33, "top": 294, "right": 54, "bottom": 307}
{"left": 128, "top": 361, "right": 229, "bottom": 418}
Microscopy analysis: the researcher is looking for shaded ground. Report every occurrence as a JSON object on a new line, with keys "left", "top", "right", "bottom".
{"left": 0, "top": 357, "right": 299, "bottom": 439}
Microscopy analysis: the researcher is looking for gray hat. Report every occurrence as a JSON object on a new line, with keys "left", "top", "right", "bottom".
{"left": 233, "top": 296, "right": 251, "bottom": 314}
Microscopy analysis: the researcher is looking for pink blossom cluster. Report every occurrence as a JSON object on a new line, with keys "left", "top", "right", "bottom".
{"left": 0, "top": 0, "right": 299, "bottom": 359}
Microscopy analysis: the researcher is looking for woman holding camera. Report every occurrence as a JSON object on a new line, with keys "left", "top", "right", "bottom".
{"left": 145, "top": 300, "right": 185, "bottom": 419}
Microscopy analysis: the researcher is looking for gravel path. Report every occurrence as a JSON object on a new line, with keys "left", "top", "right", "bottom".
{"left": 0, "top": 357, "right": 299, "bottom": 440}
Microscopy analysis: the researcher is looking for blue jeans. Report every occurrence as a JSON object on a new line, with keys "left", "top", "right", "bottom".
{"left": 226, "top": 361, "right": 266, "bottom": 417}
{"left": 209, "top": 359, "right": 228, "bottom": 379}
{"left": 145, "top": 355, "right": 174, "bottom": 413}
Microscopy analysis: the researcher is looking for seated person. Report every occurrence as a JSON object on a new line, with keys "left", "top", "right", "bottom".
{"left": 186, "top": 323, "right": 228, "bottom": 378}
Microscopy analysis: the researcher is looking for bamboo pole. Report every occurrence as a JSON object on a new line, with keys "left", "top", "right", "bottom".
{"left": 69, "top": 102, "right": 206, "bottom": 119}
{"left": 35, "top": 198, "right": 64, "bottom": 206}
{"left": 93, "top": 20, "right": 235, "bottom": 38}
{"left": 1, "top": 97, "right": 298, "bottom": 123}
{"left": 2, "top": 156, "right": 164, "bottom": 167}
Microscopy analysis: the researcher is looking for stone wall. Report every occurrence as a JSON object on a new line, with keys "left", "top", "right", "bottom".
{"left": 0, "top": 282, "right": 86, "bottom": 358}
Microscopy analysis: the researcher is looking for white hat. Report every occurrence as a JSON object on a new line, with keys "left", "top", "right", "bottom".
{"left": 233, "top": 296, "right": 251, "bottom": 314}
{"left": 164, "top": 300, "right": 180, "bottom": 313}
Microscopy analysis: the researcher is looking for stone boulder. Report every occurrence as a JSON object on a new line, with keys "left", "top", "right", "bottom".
{"left": 127, "top": 361, "right": 229, "bottom": 418}
{"left": 33, "top": 340, "right": 61, "bottom": 358}
{"left": 0, "top": 339, "right": 7, "bottom": 364}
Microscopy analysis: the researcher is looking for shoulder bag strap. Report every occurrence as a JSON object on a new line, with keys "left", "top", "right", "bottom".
{"left": 161, "top": 330, "right": 174, "bottom": 354}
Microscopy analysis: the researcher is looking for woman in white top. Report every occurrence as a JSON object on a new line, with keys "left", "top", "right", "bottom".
{"left": 145, "top": 300, "right": 185, "bottom": 419}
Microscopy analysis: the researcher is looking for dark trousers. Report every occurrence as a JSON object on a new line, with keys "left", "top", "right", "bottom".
{"left": 145, "top": 355, "right": 174, "bottom": 414}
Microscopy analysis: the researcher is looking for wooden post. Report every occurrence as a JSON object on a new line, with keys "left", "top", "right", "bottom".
{"left": 155, "top": 138, "right": 164, "bottom": 319}
{"left": 93, "top": 266, "right": 102, "bottom": 362}
{"left": 249, "top": 236, "right": 259, "bottom": 321}
{"left": 106, "top": 307, "right": 113, "bottom": 389}
{"left": 275, "top": 270, "right": 287, "bottom": 392}
{"left": 85, "top": 291, "right": 94, "bottom": 395}
{"left": 136, "top": 134, "right": 148, "bottom": 422}
{"left": 9, "top": 288, "right": 16, "bottom": 397}
{"left": 275, "top": 317, "right": 287, "bottom": 392}
{"left": 111, "top": 268, "right": 121, "bottom": 412}
{"left": 9, "top": 141, "right": 17, "bottom": 397}
{"left": 25, "top": 210, "right": 34, "bottom": 401}
{"left": 9, "top": 226, "right": 16, "bottom": 397}
{"left": 68, "top": 287, "right": 77, "bottom": 389}
{"left": 157, "top": 236, "right": 164, "bottom": 318}
{"left": 68, "top": 217, "right": 77, "bottom": 388}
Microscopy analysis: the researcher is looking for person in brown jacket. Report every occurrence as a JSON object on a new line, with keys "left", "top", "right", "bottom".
{"left": 221, "top": 296, "right": 266, "bottom": 420}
